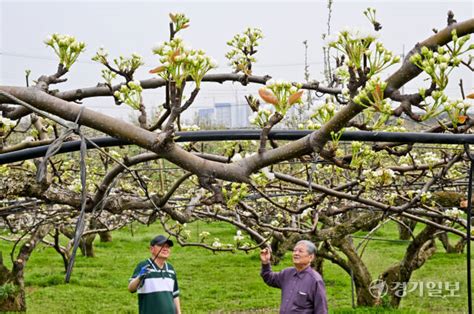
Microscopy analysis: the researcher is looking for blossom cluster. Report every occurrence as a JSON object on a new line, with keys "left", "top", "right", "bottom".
{"left": 250, "top": 167, "right": 275, "bottom": 188}
{"left": 269, "top": 212, "right": 285, "bottom": 227}
{"left": 410, "top": 47, "right": 456, "bottom": 90}
{"left": 113, "top": 80, "right": 143, "bottom": 110}
{"left": 445, "top": 207, "right": 463, "bottom": 219}
{"left": 91, "top": 47, "right": 109, "bottom": 65}
{"left": 361, "top": 168, "right": 395, "bottom": 189}
{"left": 233, "top": 230, "right": 245, "bottom": 243}
{"left": 300, "top": 208, "right": 313, "bottom": 220}
{"left": 420, "top": 151, "right": 442, "bottom": 168}
{"left": 353, "top": 77, "right": 392, "bottom": 121}
{"left": 420, "top": 191, "right": 432, "bottom": 204}
{"left": 0, "top": 164, "right": 9, "bottom": 176}
{"left": 100, "top": 69, "right": 117, "bottom": 86}
{"left": 410, "top": 31, "right": 472, "bottom": 90}
{"left": 114, "top": 53, "right": 144, "bottom": 74}
{"left": 169, "top": 13, "right": 190, "bottom": 33}
{"left": 444, "top": 99, "right": 471, "bottom": 128}
{"left": 0, "top": 116, "right": 14, "bottom": 134}
{"left": 199, "top": 231, "right": 210, "bottom": 241}
{"left": 222, "top": 182, "right": 249, "bottom": 209}
{"left": 385, "top": 192, "right": 399, "bottom": 205}
{"left": 309, "top": 101, "right": 337, "bottom": 128}
{"left": 350, "top": 141, "right": 378, "bottom": 169}
{"left": 258, "top": 79, "right": 303, "bottom": 115}
{"left": 327, "top": 27, "right": 399, "bottom": 78}
{"left": 212, "top": 238, "right": 222, "bottom": 248}
{"left": 446, "top": 162, "right": 464, "bottom": 180}
{"left": 151, "top": 36, "right": 217, "bottom": 88}
{"left": 248, "top": 106, "right": 273, "bottom": 127}
{"left": 92, "top": 48, "right": 144, "bottom": 79}
{"left": 180, "top": 124, "right": 201, "bottom": 131}
{"left": 44, "top": 33, "right": 86, "bottom": 69}
{"left": 226, "top": 27, "right": 263, "bottom": 75}
{"left": 363, "top": 8, "right": 377, "bottom": 26}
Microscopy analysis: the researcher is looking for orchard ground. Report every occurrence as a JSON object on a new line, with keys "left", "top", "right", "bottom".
{"left": 0, "top": 221, "right": 471, "bottom": 313}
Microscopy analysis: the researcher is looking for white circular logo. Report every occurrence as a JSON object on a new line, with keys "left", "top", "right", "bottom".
{"left": 369, "top": 279, "right": 388, "bottom": 298}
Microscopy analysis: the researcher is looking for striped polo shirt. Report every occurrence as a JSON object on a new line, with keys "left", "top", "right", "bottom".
{"left": 130, "top": 259, "right": 179, "bottom": 314}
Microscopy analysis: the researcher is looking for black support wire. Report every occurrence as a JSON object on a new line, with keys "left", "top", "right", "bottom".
{"left": 65, "top": 129, "right": 88, "bottom": 283}
{"left": 464, "top": 144, "right": 473, "bottom": 314}
{"left": 29, "top": 105, "right": 89, "bottom": 283}
{"left": 4, "top": 130, "right": 474, "bottom": 164}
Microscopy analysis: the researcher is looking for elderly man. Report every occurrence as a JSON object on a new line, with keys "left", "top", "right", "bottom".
{"left": 260, "top": 240, "right": 328, "bottom": 314}
{"left": 128, "top": 235, "right": 181, "bottom": 314}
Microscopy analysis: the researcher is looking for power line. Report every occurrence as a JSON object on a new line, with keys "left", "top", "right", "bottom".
{"left": 0, "top": 51, "right": 97, "bottom": 65}
{"left": 0, "top": 51, "right": 326, "bottom": 69}
{"left": 255, "top": 61, "right": 325, "bottom": 68}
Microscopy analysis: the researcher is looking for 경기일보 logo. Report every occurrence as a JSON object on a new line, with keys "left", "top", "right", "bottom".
{"left": 369, "top": 279, "right": 388, "bottom": 298}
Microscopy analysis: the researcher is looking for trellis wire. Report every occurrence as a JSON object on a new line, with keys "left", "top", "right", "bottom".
{"left": 5, "top": 130, "right": 474, "bottom": 164}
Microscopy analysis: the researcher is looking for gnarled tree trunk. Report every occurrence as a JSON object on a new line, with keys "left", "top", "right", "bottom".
{"left": 332, "top": 236, "right": 377, "bottom": 306}
{"left": 380, "top": 224, "right": 437, "bottom": 308}
{"left": 99, "top": 231, "right": 112, "bottom": 242}
{"left": 438, "top": 232, "right": 466, "bottom": 253}
{"left": 0, "top": 224, "right": 51, "bottom": 312}
{"left": 398, "top": 218, "right": 417, "bottom": 240}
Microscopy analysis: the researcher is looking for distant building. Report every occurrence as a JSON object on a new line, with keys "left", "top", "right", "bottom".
{"left": 215, "top": 103, "right": 232, "bottom": 127}
{"left": 197, "top": 108, "right": 215, "bottom": 126}
{"left": 192, "top": 102, "right": 251, "bottom": 128}
{"left": 231, "top": 103, "right": 251, "bottom": 128}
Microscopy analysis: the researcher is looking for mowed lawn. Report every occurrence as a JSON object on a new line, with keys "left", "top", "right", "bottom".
{"left": 0, "top": 221, "right": 471, "bottom": 313}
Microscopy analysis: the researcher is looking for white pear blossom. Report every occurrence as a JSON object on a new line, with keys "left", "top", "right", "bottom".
{"left": 300, "top": 208, "right": 312, "bottom": 219}
{"left": 248, "top": 111, "right": 259, "bottom": 124}
{"left": 233, "top": 230, "right": 244, "bottom": 242}
{"left": 261, "top": 167, "right": 275, "bottom": 181}
{"left": 22, "top": 136, "right": 35, "bottom": 142}
{"left": 212, "top": 238, "right": 222, "bottom": 248}
{"left": 199, "top": 231, "right": 210, "bottom": 239}
{"left": 0, "top": 117, "right": 14, "bottom": 128}
{"left": 445, "top": 207, "right": 463, "bottom": 219}
{"left": 231, "top": 153, "right": 243, "bottom": 162}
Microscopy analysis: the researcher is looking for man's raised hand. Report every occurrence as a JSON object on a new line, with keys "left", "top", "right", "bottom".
{"left": 260, "top": 247, "right": 271, "bottom": 265}
{"left": 138, "top": 265, "right": 150, "bottom": 278}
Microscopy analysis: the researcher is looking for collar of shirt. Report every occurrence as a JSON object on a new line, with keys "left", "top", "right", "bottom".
{"left": 292, "top": 266, "right": 312, "bottom": 278}
{"left": 147, "top": 258, "right": 168, "bottom": 271}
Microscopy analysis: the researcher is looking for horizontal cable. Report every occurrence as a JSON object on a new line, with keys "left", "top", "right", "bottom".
{"left": 3, "top": 129, "right": 474, "bottom": 164}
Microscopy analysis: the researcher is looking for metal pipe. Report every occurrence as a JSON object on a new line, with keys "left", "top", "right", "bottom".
{"left": 3, "top": 130, "right": 474, "bottom": 164}
{"left": 464, "top": 144, "right": 473, "bottom": 314}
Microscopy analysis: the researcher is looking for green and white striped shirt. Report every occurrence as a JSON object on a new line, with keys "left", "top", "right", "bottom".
{"left": 130, "top": 259, "right": 179, "bottom": 314}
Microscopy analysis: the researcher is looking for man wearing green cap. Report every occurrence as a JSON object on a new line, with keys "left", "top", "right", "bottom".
{"left": 128, "top": 235, "right": 181, "bottom": 314}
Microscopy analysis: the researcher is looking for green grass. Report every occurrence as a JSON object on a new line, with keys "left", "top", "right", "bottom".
{"left": 0, "top": 221, "right": 471, "bottom": 313}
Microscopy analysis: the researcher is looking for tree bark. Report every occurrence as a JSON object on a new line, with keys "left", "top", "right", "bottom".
{"left": 99, "top": 231, "right": 113, "bottom": 243}
{"left": 332, "top": 236, "right": 377, "bottom": 306}
{"left": 398, "top": 218, "right": 417, "bottom": 240}
{"left": 0, "top": 224, "right": 51, "bottom": 312}
{"left": 380, "top": 224, "right": 437, "bottom": 308}
{"left": 80, "top": 234, "right": 96, "bottom": 258}
{"left": 438, "top": 233, "right": 466, "bottom": 253}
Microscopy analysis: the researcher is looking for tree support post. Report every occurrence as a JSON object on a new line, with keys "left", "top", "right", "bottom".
{"left": 464, "top": 143, "right": 473, "bottom": 314}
